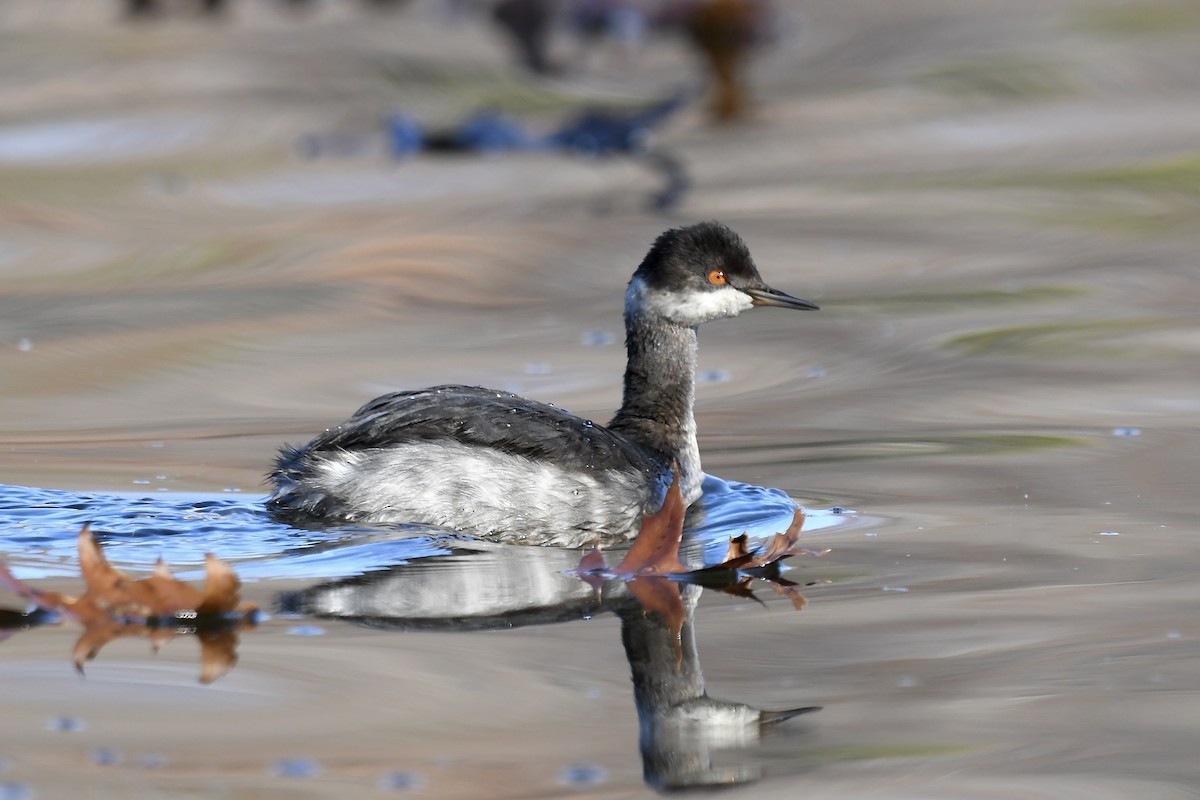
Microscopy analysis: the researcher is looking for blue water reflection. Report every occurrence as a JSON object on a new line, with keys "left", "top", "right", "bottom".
{"left": 0, "top": 475, "right": 847, "bottom": 582}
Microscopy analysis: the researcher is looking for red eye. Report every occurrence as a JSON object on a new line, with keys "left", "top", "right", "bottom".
{"left": 707, "top": 269, "right": 727, "bottom": 286}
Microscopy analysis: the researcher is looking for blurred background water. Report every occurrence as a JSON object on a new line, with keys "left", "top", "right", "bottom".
{"left": 1, "top": 0, "right": 1199, "bottom": 797}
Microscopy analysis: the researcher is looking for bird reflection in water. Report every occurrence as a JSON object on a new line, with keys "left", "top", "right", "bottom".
{"left": 620, "top": 584, "right": 818, "bottom": 789}
{"left": 277, "top": 538, "right": 819, "bottom": 791}
{"left": 0, "top": 484, "right": 821, "bottom": 788}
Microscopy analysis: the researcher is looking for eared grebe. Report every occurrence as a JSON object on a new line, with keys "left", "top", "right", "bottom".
{"left": 266, "top": 222, "right": 818, "bottom": 546}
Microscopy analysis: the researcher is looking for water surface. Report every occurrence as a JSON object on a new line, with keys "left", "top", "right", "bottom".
{"left": 2, "top": 1, "right": 1199, "bottom": 798}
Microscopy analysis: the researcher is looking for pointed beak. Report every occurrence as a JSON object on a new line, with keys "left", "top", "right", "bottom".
{"left": 743, "top": 286, "right": 820, "bottom": 311}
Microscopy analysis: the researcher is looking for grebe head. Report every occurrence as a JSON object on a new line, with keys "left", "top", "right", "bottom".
{"left": 628, "top": 221, "right": 818, "bottom": 327}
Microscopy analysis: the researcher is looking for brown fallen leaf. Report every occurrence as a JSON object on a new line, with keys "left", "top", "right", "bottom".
{"left": 0, "top": 561, "right": 72, "bottom": 612}
{"left": 196, "top": 553, "right": 245, "bottom": 616}
{"left": 568, "top": 465, "right": 824, "bottom": 614}
{"left": 721, "top": 533, "right": 752, "bottom": 565}
{"left": 0, "top": 523, "right": 258, "bottom": 683}
{"left": 612, "top": 468, "right": 689, "bottom": 577}
{"left": 747, "top": 508, "right": 808, "bottom": 567}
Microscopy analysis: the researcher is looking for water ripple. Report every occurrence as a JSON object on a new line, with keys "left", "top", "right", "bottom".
{"left": 0, "top": 483, "right": 449, "bottom": 580}
{"left": 0, "top": 477, "right": 847, "bottom": 583}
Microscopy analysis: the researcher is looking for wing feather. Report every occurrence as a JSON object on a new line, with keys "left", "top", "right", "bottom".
{"left": 274, "top": 385, "right": 664, "bottom": 478}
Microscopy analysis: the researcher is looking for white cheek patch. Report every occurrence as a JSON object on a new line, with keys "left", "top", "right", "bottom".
{"left": 626, "top": 275, "right": 754, "bottom": 326}
{"left": 656, "top": 286, "right": 754, "bottom": 326}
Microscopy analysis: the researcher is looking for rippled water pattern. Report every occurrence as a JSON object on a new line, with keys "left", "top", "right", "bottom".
{"left": 0, "top": 484, "right": 446, "bottom": 580}
{"left": 4, "top": 2, "right": 1199, "bottom": 797}
{"left": 0, "top": 476, "right": 843, "bottom": 581}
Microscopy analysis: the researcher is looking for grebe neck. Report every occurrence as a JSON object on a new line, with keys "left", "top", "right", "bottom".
{"left": 608, "top": 280, "right": 702, "bottom": 502}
